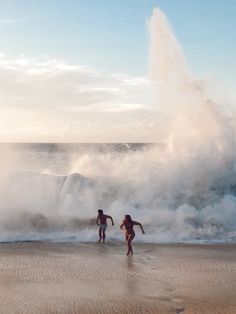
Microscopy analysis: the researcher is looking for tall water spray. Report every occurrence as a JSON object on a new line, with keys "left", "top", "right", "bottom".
{"left": 149, "top": 8, "right": 189, "bottom": 86}
{"left": 149, "top": 7, "right": 235, "bottom": 165}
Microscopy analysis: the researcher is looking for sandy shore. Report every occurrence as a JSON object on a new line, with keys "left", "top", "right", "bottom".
{"left": 0, "top": 242, "right": 235, "bottom": 314}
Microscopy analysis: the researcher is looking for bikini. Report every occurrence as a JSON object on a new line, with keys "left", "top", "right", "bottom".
{"left": 124, "top": 221, "right": 134, "bottom": 234}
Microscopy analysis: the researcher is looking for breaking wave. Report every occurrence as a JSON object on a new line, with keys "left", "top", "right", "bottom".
{"left": 0, "top": 141, "right": 236, "bottom": 243}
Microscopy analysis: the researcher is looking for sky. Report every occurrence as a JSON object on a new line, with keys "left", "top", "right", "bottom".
{"left": 0, "top": 0, "right": 235, "bottom": 142}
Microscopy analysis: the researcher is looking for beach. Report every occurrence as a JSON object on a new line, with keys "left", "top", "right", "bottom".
{"left": 0, "top": 242, "right": 235, "bottom": 313}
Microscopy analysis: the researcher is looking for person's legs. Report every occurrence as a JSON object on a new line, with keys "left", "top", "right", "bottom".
{"left": 102, "top": 229, "right": 106, "bottom": 243}
{"left": 98, "top": 226, "right": 102, "bottom": 242}
{"left": 126, "top": 233, "right": 135, "bottom": 255}
{"left": 125, "top": 233, "right": 129, "bottom": 255}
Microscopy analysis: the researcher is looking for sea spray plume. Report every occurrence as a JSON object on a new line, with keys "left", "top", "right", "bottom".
{"left": 149, "top": 7, "right": 189, "bottom": 86}
{"left": 149, "top": 7, "right": 236, "bottom": 171}
{"left": 147, "top": 7, "right": 236, "bottom": 238}
{"left": 0, "top": 143, "right": 236, "bottom": 242}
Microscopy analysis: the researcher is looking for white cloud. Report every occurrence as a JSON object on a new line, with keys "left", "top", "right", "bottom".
{"left": 111, "top": 73, "right": 152, "bottom": 86}
{"left": 0, "top": 54, "right": 157, "bottom": 111}
{"left": 0, "top": 54, "right": 161, "bottom": 142}
{"left": 0, "top": 18, "right": 25, "bottom": 25}
{"left": 103, "top": 103, "right": 151, "bottom": 112}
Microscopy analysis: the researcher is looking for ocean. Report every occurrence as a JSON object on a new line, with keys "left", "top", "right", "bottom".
{"left": 0, "top": 143, "right": 235, "bottom": 243}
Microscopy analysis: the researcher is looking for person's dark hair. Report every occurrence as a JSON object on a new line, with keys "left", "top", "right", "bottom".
{"left": 98, "top": 209, "right": 103, "bottom": 214}
{"left": 125, "top": 214, "right": 132, "bottom": 222}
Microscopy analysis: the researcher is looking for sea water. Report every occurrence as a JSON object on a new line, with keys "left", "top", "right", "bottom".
{"left": 0, "top": 142, "right": 235, "bottom": 243}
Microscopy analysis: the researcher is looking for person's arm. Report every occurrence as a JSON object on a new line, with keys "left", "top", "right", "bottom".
{"left": 120, "top": 222, "right": 124, "bottom": 230}
{"left": 96, "top": 215, "right": 99, "bottom": 226}
{"left": 133, "top": 221, "right": 145, "bottom": 234}
{"left": 107, "top": 215, "right": 114, "bottom": 226}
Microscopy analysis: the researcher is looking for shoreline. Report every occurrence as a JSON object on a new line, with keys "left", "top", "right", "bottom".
{"left": 0, "top": 242, "right": 235, "bottom": 313}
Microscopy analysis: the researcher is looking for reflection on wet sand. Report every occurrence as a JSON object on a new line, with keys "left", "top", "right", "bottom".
{"left": 124, "top": 256, "right": 138, "bottom": 296}
{"left": 0, "top": 242, "right": 235, "bottom": 314}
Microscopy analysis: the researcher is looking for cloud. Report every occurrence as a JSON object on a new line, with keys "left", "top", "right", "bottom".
{"left": 0, "top": 18, "right": 25, "bottom": 25}
{"left": 111, "top": 73, "right": 152, "bottom": 86}
{"left": 0, "top": 117, "right": 167, "bottom": 143}
{"left": 0, "top": 54, "right": 154, "bottom": 111}
{"left": 0, "top": 54, "right": 161, "bottom": 142}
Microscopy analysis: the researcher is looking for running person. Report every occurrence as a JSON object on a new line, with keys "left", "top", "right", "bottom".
{"left": 120, "top": 215, "right": 145, "bottom": 255}
{"left": 96, "top": 209, "right": 114, "bottom": 243}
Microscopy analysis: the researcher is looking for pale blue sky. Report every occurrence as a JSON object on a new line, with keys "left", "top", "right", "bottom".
{"left": 0, "top": 0, "right": 235, "bottom": 80}
{"left": 0, "top": 0, "right": 235, "bottom": 142}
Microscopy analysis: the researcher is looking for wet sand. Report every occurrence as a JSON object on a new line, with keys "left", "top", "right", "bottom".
{"left": 0, "top": 242, "right": 235, "bottom": 313}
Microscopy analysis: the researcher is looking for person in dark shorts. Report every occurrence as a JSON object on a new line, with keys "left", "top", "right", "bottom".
{"left": 96, "top": 209, "right": 114, "bottom": 243}
{"left": 120, "top": 214, "right": 145, "bottom": 255}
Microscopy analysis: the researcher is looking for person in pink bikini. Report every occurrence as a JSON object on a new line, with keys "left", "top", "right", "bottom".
{"left": 120, "top": 214, "right": 145, "bottom": 255}
{"left": 96, "top": 209, "right": 114, "bottom": 243}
